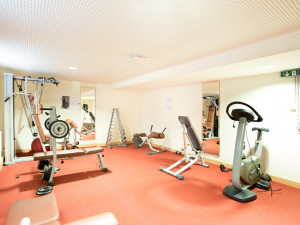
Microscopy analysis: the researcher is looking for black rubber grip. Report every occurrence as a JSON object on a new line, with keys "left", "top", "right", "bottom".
{"left": 40, "top": 108, "right": 52, "bottom": 110}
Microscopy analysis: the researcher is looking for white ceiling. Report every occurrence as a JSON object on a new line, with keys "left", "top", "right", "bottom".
{"left": 1, "top": 0, "right": 300, "bottom": 90}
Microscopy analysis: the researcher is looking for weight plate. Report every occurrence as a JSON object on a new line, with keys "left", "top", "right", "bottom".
{"left": 42, "top": 165, "right": 52, "bottom": 181}
{"left": 44, "top": 118, "right": 51, "bottom": 130}
{"left": 49, "top": 120, "right": 69, "bottom": 138}
{"left": 37, "top": 160, "right": 49, "bottom": 170}
{"left": 36, "top": 185, "right": 53, "bottom": 195}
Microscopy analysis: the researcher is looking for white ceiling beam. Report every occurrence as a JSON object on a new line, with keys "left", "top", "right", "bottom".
{"left": 111, "top": 30, "right": 300, "bottom": 90}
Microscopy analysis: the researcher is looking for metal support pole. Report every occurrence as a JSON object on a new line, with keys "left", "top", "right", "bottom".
{"left": 4, "top": 73, "right": 15, "bottom": 165}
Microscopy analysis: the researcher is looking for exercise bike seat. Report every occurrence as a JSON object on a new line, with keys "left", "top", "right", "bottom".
{"left": 231, "top": 109, "right": 255, "bottom": 122}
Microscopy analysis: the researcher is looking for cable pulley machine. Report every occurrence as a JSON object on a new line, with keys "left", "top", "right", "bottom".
{"left": 3, "top": 73, "right": 60, "bottom": 165}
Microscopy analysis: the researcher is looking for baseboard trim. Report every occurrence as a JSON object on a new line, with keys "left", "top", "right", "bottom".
{"left": 270, "top": 175, "right": 300, "bottom": 189}
{"left": 150, "top": 143, "right": 300, "bottom": 189}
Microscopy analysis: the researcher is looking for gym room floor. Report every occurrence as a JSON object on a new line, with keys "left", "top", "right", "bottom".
{"left": 0, "top": 145, "right": 299, "bottom": 225}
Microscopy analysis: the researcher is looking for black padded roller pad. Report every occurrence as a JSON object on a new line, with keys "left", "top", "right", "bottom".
{"left": 178, "top": 116, "right": 191, "bottom": 127}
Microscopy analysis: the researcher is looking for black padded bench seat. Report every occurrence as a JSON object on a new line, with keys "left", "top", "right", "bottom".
{"left": 33, "top": 147, "right": 104, "bottom": 161}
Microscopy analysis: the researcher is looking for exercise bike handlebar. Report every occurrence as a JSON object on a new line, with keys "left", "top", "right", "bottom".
{"left": 226, "top": 101, "right": 263, "bottom": 122}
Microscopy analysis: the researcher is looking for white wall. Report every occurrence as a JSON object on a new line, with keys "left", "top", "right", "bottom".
{"left": 140, "top": 84, "right": 202, "bottom": 151}
{"left": 95, "top": 84, "right": 141, "bottom": 144}
{"left": 219, "top": 73, "right": 300, "bottom": 183}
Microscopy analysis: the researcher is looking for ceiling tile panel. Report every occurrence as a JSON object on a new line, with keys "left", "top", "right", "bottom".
{"left": 0, "top": 0, "right": 299, "bottom": 83}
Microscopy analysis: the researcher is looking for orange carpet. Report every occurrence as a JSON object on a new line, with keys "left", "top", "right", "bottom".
{"left": 203, "top": 138, "right": 220, "bottom": 156}
{"left": 0, "top": 145, "right": 300, "bottom": 225}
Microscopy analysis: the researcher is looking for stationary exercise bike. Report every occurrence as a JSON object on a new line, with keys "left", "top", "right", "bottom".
{"left": 223, "top": 101, "right": 270, "bottom": 203}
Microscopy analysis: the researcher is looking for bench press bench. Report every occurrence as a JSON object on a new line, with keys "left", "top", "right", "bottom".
{"left": 34, "top": 147, "right": 107, "bottom": 187}
{"left": 33, "top": 147, "right": 105, "bottom": 160}
{"left": 5, "top": 194, "right": 119, "bottom": 225}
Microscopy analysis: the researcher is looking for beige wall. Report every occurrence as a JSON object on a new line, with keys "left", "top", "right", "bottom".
{"left": 95, "top": 83, "right": 141, "bottom": 144}
{"left": 140, "top": 84, "right": 203, "bottom": 151}
{"left": 219, "top": 73, "right": 300, "bottom": 183}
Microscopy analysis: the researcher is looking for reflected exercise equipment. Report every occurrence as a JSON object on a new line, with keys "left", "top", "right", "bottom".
{"left": 202, "top": 96, "right": 219, "bottom": 139}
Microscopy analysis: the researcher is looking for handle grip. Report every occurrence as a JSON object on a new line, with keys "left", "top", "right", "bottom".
{"left": 40, "top": 108, "right": 52, "bottom": 110}
{"left": 252, "top": 127, "right": 269, "bottom": 132}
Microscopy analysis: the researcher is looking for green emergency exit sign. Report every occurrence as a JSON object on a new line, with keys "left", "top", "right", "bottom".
{"left": 281, "top": 69, "right": 300, "bottom": 77}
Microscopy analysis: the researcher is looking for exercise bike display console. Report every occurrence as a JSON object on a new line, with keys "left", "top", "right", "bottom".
{"left": 223, "top": 101, "right": 270, "bottom": 203}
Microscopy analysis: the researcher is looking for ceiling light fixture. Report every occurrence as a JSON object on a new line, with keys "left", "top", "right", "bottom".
{"left": 68, "top": 66, "right": 78, "bottom": 70}
{"left": 126, "top": 54, "right": 151, "bottom": 62}
{"left": 263, "top": 65, "right": 275, "bottom": 69}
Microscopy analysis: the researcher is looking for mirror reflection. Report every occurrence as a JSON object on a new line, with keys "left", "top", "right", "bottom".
{"left": 202, "top": 81, "right": 220, "bottom": 156}
{"left": 80, "top": 87, "right": 96, "bottom": 141}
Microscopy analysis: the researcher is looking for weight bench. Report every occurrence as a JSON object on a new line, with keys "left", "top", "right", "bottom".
{"left": 5, "top": 194, "right": 119, "bottom": 225}
{"left": 33, "top": 147, "right": 107, "bottom": 186}
{"left": 132, "top": 125, "right": 167, "bottom": 155}
{"left": 159, "top": 116, "right": 209, "bottom": 180}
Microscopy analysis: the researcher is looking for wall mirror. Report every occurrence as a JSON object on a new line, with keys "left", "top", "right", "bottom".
{"left": 202, "top": 81, "right": 220, "bottom": 156}
{"left": 80, "top": 87, "right": 96, "bottom": 141}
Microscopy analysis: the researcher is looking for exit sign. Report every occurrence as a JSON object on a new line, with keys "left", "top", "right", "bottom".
{"left": 281, "top": 69, "right": 300, "bottom": 77}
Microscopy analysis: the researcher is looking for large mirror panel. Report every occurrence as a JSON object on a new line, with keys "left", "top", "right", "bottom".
{"left": 80, "top": 87, "right": 96, "bottom": 141}
{"left": 202, "top": 81, "right": 220, "bottom": 156}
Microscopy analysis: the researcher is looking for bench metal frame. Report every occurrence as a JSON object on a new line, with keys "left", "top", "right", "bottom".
{"left": 159, "top": 116, "right": 209, "bottom": 180}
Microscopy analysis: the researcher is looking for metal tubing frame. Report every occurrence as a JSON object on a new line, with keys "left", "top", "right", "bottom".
{"left": 48, "top": 106, "right": 57, "bottom": 185}
{"left": 160, "top": 124, "right": 209, "bottom": 179}
{"left": 4, "top": 73, "right": 15, "bottom": 165}
{"left": 146, "top": 138, "right": 166, "bottom": 154}
{"left": 231, "top": 117, "right": 247, "bottom": 190}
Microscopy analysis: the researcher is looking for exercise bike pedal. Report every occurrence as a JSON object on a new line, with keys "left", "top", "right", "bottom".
{"left": 256, "top": 179, "right": 270, "bottom": 190}
{"left": 220, "top": 164, "right": 229, "bottom": 172}
{"left": 36, "top": 185, "right": 53, "bottom": 195}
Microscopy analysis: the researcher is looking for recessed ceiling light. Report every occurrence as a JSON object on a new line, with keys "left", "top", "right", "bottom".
{"left": 68, "top": 66, "right": 78, "bottom": 70}
{"left": 263, "top": 65, "right": 275, "bottom": 69}
{"left": 126, "top": 54, "right": 151, "bottom": 62}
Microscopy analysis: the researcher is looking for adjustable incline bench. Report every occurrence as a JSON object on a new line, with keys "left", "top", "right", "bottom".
{"left": 5, "top": 194, "right": 119, "bottom": 225}
{"left": 159, "top": 116, "right": 209, "bottom": 180}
